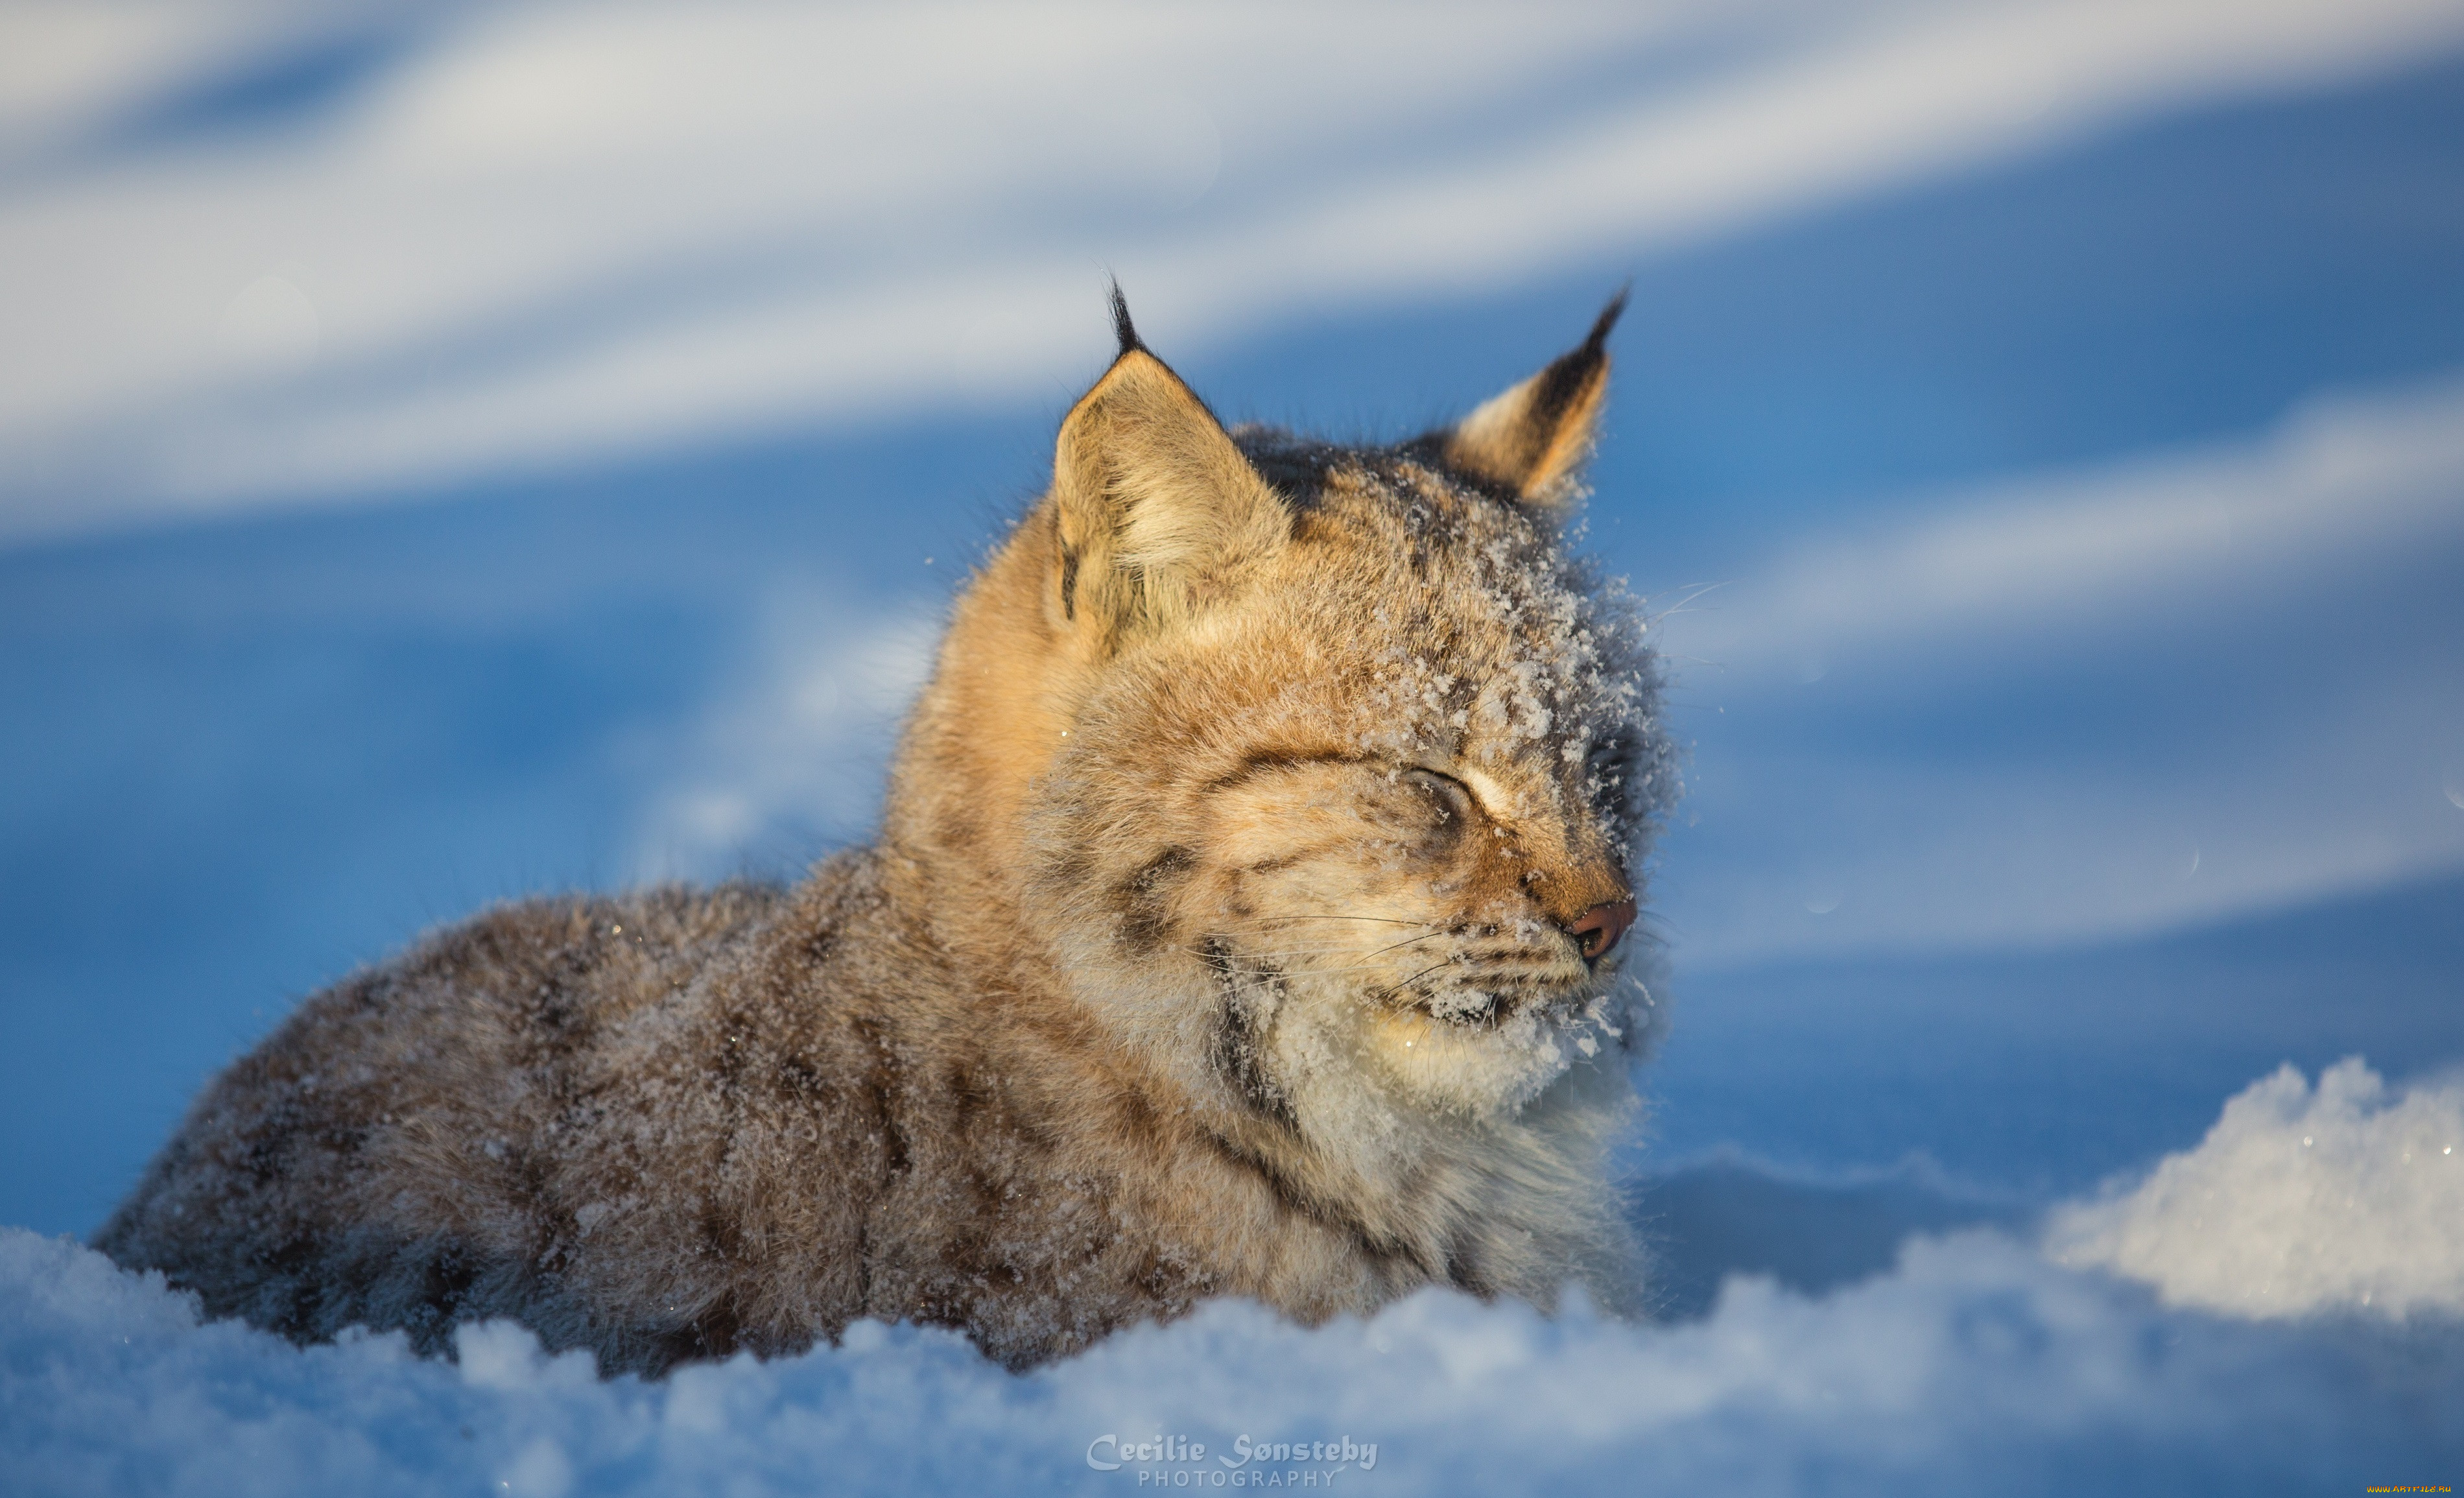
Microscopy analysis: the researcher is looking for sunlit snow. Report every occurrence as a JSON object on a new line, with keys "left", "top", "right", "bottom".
{"left": 2051, "top": 1058, "right": 2464, "bottom": 1320}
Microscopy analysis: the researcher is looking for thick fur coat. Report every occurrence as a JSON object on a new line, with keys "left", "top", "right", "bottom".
{"left": 97, "top": 294, "right": 1676, "bottom": 1374}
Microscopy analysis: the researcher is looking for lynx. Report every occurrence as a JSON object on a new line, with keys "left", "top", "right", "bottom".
{"left": 97, "top": 291, "right": 1675, "bottom": 1375}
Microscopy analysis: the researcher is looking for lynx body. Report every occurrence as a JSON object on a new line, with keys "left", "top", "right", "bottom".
{"left": 98, "top": 296, "right": 1675, "bottom": 1374}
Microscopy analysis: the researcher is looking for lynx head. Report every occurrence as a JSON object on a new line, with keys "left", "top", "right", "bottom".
{"left": 890, "top": 291, "right": 1672, "bottom": 1158}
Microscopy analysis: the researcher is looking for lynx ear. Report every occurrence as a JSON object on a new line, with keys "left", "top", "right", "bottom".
{"left": 1048, "top": 290, "right": 1288, "bottom": 642}
{"left": 1442, "top": 290, "right": 1626, "bottom": 505}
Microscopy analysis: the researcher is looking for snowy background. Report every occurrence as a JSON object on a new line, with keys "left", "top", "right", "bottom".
{"left": 4, "top": 1, "right": 2463, "bottom": 1492}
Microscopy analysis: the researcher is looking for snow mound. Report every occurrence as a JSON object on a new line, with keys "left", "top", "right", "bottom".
{"left": 6, "top": 1221, "right": 2461, "bottom": 1495}
{"left": 8, "top": 1063, "right": 2464, "bottom": 1493}
{"left": 2049, "top": 1058, "right": 2464, "bottom": 1320}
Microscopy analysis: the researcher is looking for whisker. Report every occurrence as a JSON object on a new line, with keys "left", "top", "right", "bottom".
{"left": 1209, "top": 915, "right": 1438, "bottom": 931}
{"left": 1361, "top": 931, "right": 1440, "bottom": 956}
{"left": 1192, "top": 933, "right": 1454, "bottom": 962}
{"left": 1243, "top": 960, "right": 1449, "bottom": 979}
{"left": 1186, "top": 925, "right": 1467, "bottom": 964}
{"left": 1373, "top": 957, "right": 1462, "bottom": 1005}
{"left": 1185, "top": 937, "right": 1404, "bottom": 954}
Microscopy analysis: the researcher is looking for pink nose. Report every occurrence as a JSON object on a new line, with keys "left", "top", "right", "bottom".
{"left": 1568, "top": 898, "right": 1636, "bottom": 961}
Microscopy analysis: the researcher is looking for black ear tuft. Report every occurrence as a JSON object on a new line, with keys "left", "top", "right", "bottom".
{"left": 1438, "top": 285, "right": 1628, "bottom": 503}
{"left": 1508, "top": 287, "right": 1626, "bottom": 459}
{"left": 1581, "top": 285, "right": 1629, "bottom": 361}
{"left": 1109, "top": 279, "right": 1143, "bottom": 358}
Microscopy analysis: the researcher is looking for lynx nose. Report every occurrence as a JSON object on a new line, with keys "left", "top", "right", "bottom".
{"left": 1568, "top": 898, "right": 1636, "bottom": 962}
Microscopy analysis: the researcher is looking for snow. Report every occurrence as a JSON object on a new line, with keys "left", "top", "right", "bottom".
{"left": 2051, "top": 1058, "right": 2464, "bottom": 1320}
{"left": 4, "top": 1061, "right": 2457, "bottom": 1495}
